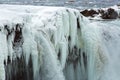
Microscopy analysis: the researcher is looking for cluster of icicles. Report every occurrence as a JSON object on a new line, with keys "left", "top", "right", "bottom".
{"left": 0, "top": 6, "right": 113, "bottom": 80}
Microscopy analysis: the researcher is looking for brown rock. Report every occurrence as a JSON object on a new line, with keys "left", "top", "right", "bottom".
{"left": 80, "top": 9, "right": 99, "bottom": 17}
{"left": 101, "top": 8, "right": 118, "bottom": 19}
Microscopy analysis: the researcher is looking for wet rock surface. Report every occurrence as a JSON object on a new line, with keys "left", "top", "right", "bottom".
{"left": 4, "top": 55, "right": 33, "bottom": 80}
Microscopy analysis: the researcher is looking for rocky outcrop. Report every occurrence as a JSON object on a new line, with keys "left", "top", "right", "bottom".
{"left": 80, "top": 9, "right": 99, "bottom": 17}
{"left": 101, "top": 8, "right": 118, "bottom": 19}
{"left": 80, "top": 8, "right": 119, "bottom": 19}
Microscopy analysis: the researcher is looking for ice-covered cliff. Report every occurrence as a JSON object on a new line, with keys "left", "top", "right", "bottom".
{"left": 0, "top": 4, "right": 120, "bottom": 80}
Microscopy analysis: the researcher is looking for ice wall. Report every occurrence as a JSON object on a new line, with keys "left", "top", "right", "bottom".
{"left": 0, "top": 4, "right": 119, "bottom": 80}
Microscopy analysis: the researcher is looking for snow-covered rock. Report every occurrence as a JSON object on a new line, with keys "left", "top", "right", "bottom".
{"left": 80, "top": 5, "right": 120, "bottom": 20}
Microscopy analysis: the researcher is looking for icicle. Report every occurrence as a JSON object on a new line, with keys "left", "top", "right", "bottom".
{"left": 0, "top": 24, "right": 8, "bottom": 80}
{"left": 22, "top": 23, "right": 40, "bottom": 80}
{"left": 59, "top": 40, "right": 68, "bottom": 70}
{"left": 22, "top": 25, "right": 33, "bottom": 66}
{"left": 62, "top": 9, "right": 70, "bottom": 37}
{"left": 68, "top": 9, "right": 77, "bottom": 50}
{"left": 35, "top": 31, "right": 65, "bottom": 80}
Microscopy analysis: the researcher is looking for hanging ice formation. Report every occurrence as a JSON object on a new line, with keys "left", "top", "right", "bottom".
{"left": 0, "top": 5, "right": 120, "bottom": 80}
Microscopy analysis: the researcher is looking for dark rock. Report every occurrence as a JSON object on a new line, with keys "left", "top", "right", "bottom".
{"left": 7, "top": 56, "right": 11, "bottom": 64}
{"left": 4, "top": 25, "right": 10, "bottom": 40}
{"left": 77, "top": 17, "right": 80, "bottom": 29}
{"left": 83, "top": 52, "right": 87, "bottom": 67}
{"left": 68, "top": 36, "right": 71, "bottom": 41}
{"left": 80, "top": 8, "right": 119, "bottom": 19}
{"left": 4, "top": 60, "right": 6, "bottom": 66}
{"left": 58, "top": 49, "right": 61, "bottom": 60}
{"left": 5, "top": 55, "right": 33, "bottom": 80}
{"left": 101, "top": 8, "right": 118, "bottom": 19}
{"left": 80, "top": 9, "right": 98, "bottom": 17}
{"left": 98, "top": 9, "right": 105, "bottom": 15}
{"left": 80, "top": 9, "right": 89, "bottom": 17}
{"left": 14, "top": 24, "right": 22, "bottom": 43}
{"left": 89, "top": 9, "right": 99, "bottom": 17}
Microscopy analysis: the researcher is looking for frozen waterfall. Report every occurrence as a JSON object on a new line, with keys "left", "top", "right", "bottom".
{"left": 0, "top": 4, "right": 120, "bottom": 80}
